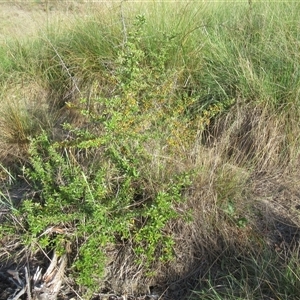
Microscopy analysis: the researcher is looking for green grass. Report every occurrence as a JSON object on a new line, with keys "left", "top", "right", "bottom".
{"left": 192, "top": 249, "right": 300, "bottom": 300}
{"left": 1, "top": 1, "right": 300, "bottom": 299}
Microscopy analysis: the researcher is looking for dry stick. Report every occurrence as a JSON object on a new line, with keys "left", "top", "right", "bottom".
{"left": 33, "top": 266, "right": 43, "bottom": 284}
{"left": 7, "top": 269, "right": 23, "bottom": 286}
{"left": 43, "top": 251, "right": 59, "bottom": 282}
{"left": 25, "top": 248, "right": 32, "bottom": 300}
{"left": 25, "top": 266, "right": 32, "bottom": 300}
{"left": 6, "top": 270, "right": 25, "bottom": 300}
{"left": 8, "top": 286, "right": 26, "bottom": 300}
{"left": 63, "top": 282, "right": 84, "bottom": 300}
{"left": 120, "top": 0, "right": 128, "bottom": 48}
{"left": 43, "top": 36, "right": 82, "bottom": 97}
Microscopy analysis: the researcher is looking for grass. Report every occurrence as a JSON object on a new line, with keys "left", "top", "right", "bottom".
{"left": 191, "top": 249, "right": 300, "bottom": 299}
{"left": 1, "top": 1, "right": 300, "bottom": 299}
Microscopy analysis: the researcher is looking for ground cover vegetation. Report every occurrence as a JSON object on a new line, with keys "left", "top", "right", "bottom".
{"left": 1, "top": 1, "right": 300, "bottom": 299}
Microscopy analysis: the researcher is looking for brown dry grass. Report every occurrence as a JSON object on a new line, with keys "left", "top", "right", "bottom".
{"left": 143, "top": 103, "right": 300, "bottom": 299}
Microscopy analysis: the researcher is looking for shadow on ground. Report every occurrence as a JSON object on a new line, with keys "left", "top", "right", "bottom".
{"left": 160, "top": 175, "right": 300, "bottom": 299}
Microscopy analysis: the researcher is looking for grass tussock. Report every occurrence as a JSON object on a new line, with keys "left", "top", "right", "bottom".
{"left": 1, "top": 1, "right": 300, "bottom": 299}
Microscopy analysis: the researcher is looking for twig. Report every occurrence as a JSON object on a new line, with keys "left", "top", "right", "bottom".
{"left": 25, "top": 266, "right": 32, "bottom": 300}
{"left": 8, "top": 286, "right": 26, "bottom": 300}
{"left": 120, "top": 0, "right": 128, "bottom": 47}
{"left": 32, "top": 252, "right": 68, "bottom": 300}
{"left": 43, "top": 251, "right": 58, "bottom": 283}
{"left": 7, "top": 269, "right": 23, "bottom": 286}
{"left": 43, "top": 36, "right": 81, "bottom": 97}
{"left": 33, "top": 266, "right": 43, "bottom": 283}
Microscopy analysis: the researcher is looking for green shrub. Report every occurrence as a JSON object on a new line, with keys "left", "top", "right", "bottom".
{"left": 13, "top": 16, "right": 194, "bottom": 293}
